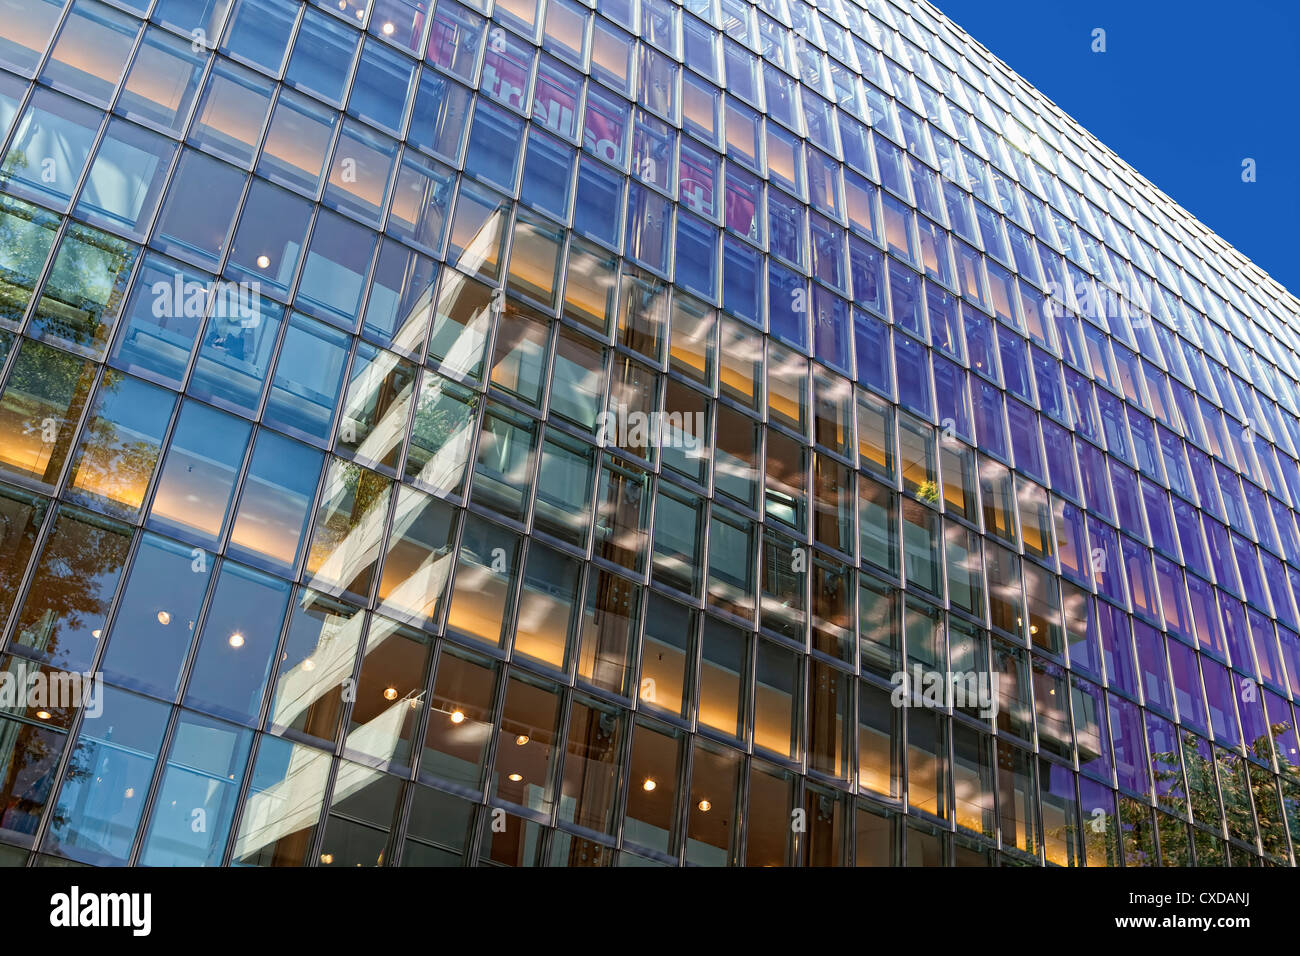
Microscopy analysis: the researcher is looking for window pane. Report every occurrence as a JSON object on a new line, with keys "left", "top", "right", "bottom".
{"left": 99, "top": 531, "right": 212, "bottom": 697}
{"left": 227, "top": 428, "right": 322, "bottom": 574}
{"left": 42, "top": 686, "right": 168, "bottom": 865}
{"left": 139, "top": 711, "right": 252, "bottom": 866}
{"left": 148, "top": 400, "right": 251, "bottom": 548}
{"left": 65, "top": 371, "right": 173, "bottom": 518}
{"left": 182, "top": 560, "right": 291, "bottom": 724}
{"left": 0, "top": 339, "right": 98, "bottom": 489}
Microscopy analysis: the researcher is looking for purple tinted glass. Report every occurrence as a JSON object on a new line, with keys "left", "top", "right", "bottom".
{"left": 1110, "top": 464, "right": 1141, "bottom": 533}
{"left": 1006, "top": 399, "right": 1043, "bottom": 482}
{"left": 1097, "top": 597, "right": 1137, "bottom": 696}
{"left": 1142, "top": 479, "right": 1177, "bottom": 556}
{"left": 848, "top": 235, "right": 885, "bottom": 316}
{"left": 1133, "top": 621, "right": 1173, "bottom": 715}
{"left": 973, "top": 378, "right": 1007, "bottom": 460}
{"left": 1109, "top": 695, "right": 1149, "bottom": 794}
{"left": 1086, "top": 516, "right": 1124, "bottom": 605}
{"left": 853, "top": 308, "right": 890, "bottom": 395}
{"left": 1041, "top": 419, "right": 1079, "bottom": 501}
{"left": 932, "top": 354, "right": 972, "bottom": 443}
{"left": 1185, "top": 574, "right": 1226, "bottom": 659}
{"left": 1153, "top": 555, "right": 1192, "bottom": 643}
{"left": 893, "top": 333, "right": 930, "bottom": 418}
{"left": 1200, "top": 657, "right": 1240, "bottom": 748}
{"left": 1145, "top": 711, "right": 1182, "bottom": 804}
{"left": 1166, "top": 638, "right": 1208, "bottom": 735}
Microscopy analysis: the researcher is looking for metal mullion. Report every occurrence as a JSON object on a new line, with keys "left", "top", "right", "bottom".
{"left": 124, "top": 693, "right": 187, "bottom": 867}
{"left": 0, "top": 79, "right": 41, "bottom": 181}
{"left": 360, "top": 341, "right": 424, "bottom": 488}
{"left": 475, "top": 647, "right": 515, "bottom": 828}
{"left": 733, "top": 750, "right": 752, "bottom": 865}
{"left": 423, "top": 404, "right": 490, "bottom": 640}
{"left": 329, "top": 601, "right": 382, "bottom": 766}
{"left": 217, "top": 722, "right": 271, "bottom": 865}
{"left": 304, "top": 745, "right": 345, "bottom": 867}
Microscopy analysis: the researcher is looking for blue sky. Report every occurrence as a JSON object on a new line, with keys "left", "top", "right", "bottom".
{"left": 934, "top": 0, "right": 1300, "bottom": 296}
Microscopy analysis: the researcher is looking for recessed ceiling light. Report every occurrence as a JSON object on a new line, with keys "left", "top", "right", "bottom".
{"left": 384, "top": 687, "right": 399, "bottom": 700}
{"left": 36, "top": 710, "right": 51, "bottom": 720}
{"left": 256, "top": 254, "right": 271, "bottom": 269}
{"left": 302, "top": 658, "right": 316, "bottom": 672}
{"left": 450, "top": 710, "right": 465, "bottom": 724}
{"left": 697, "top": 799, "right": 712, "bottom": 812}
{"left": 229, "top": 632, "right": 245, "bottom": 648}
{"left": 642, "top": 778, "right": 657, "bottom": 792}
{"left": 508, "top": 773, "right": 523, "bottom": 782}
{"left": 515, "top": 734, "right": 529, "bottom": 746}
{"left": 382, "top": 21, "right": 394, "bottom": 34}
{"left": 157, "top": 610, "right": 171, "bottom": 626}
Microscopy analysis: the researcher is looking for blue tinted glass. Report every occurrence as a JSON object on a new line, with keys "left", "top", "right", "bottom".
{"left": 465, "top": 99, "right": 524, "bottom": 190}
{"left": 722, "top": 236, "right": 760, "bottom": 325}
{"left": 767, "top": 261, "right": 805, "bottom": 349}
{"left": 285, "top": 8, "right": 359, "bottom": 105}
{"left": 42, "top": 687, "right": 169, "bottom": 865}
{"left": 139, "top": 711, "right": 253, "bottom": 866}
{"left": 107, "top": 255, "right": 206, "bottom": 388}
{"left": 675, "top": 210, "right": 717, "bottom": 299}
{"left": 894, "top": 333, "right": 930, "bottom": 417}
{"left": 854, "top": 308, "right": 890, "bottom": 395}
{"left": 296, "top": 210, "right": 378, "bottom": 327}
{"left": 189, "top": 293, "right": 284, "bottom": 416}
{"left": 572, "top": 156, "right": 621, "bottom": 246}
{"left": 74, "top": 118, "right": 176, "bottom": 240}
{"left": 152, "top": 149, "right": 246, "bottom": 270}
{"left": 182, "top": 561, "right": 292, "bottom": 725}
{"left": 222, "top": 0, "right": 297, "bottom": 72}
{"left": 148, "top": 400, "right": 253, "bottom": 547}
{"left": 227, "top": 428, "right": 323, "bottom": 573}
{"left": 1, "top": 88, "right": 101, "bottom": 208}
{"left": 101, "top": 532, "right": 213, "bottom": 697}
{"left": 262, "top": 313, "right": 350, "bottom": 444}
{"left": 227, "top": 179, "right": 313, "bottom": 296}
{"left": 348, "top": 37, "right": 417, "bottom": 134}
{"left": 812, "top": 285, "right": 850, "bottom": 374}
{"left": 520, "top": 130, "right": 573, "bottom": 219}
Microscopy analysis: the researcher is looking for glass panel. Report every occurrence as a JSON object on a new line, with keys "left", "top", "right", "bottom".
{"left": 41, "top": 686, "right": 168, "bottom": 865}
{"left": 0, "top": 338, "right": 97, "bottom": 491}
{"left": 227, "top": 429, "right": 322, "bottom": 574}
{"left": 148, "top": 399, "right": 251, "bottom": 549}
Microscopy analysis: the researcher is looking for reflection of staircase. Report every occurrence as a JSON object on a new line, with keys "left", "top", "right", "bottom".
{"left": 233, "top": 699, "right": 413, "bottom": 861}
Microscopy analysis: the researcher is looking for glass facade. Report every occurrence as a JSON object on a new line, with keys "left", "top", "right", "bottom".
{"left": 0, "top": 0, "right": 1297, "bottom": 869}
